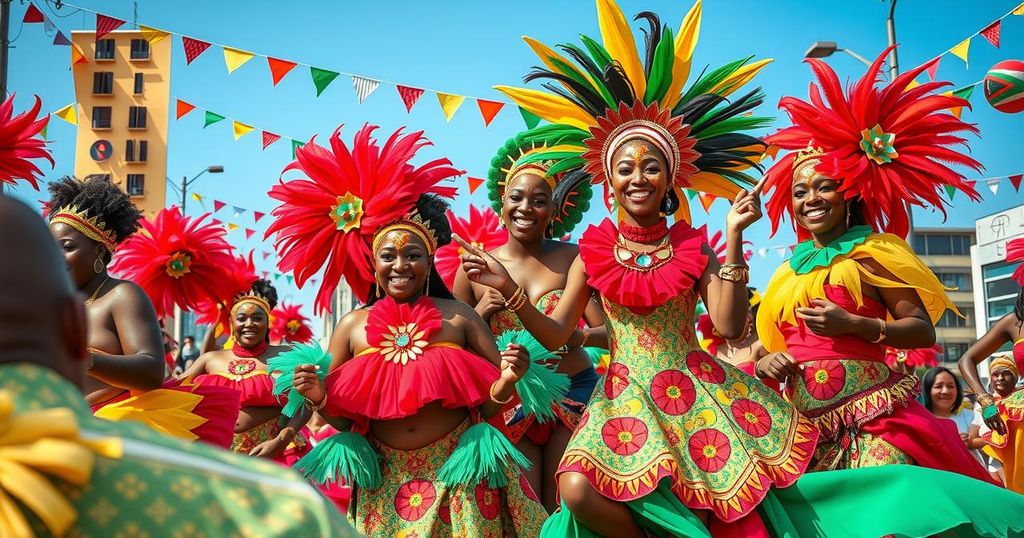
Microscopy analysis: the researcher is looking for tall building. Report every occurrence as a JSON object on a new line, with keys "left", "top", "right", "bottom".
{"left": 71, "top": 30, "right": 170, "bottom": 216}
{"left": 912, "top": 227, "right": 977, "bottom": 365}
{"left": 971, "top": 204, "right": 1024, "bottom": 360}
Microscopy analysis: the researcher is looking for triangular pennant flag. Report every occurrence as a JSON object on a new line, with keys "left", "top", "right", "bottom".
{"left": 944, "top": 184, "right": 957, "bottom": 200}
{"left": 44, "top": 17, "right": 55, "bottom": 34}
{"left": 191, "top": 192, "right": 203, "bottom": 202}
{"left": 182, "top": 36, "right": 213, "bottom": 65}
{"left": 261, "top": 270, "right": 270, "bottom": 279}
{"left": 310, "top": 278, "right": 318, "bottom": 286}
{"left": 53, "top": 31, "right": 71, "bottom": 46}
{"left": 267, "top": 57, "right": 297, "bottom": 86}
{"left": 232, "top": 121, "right": 254, "bottom": 141}
{"left": 232, "top": 206, "right": 245, "bottom": 217}
{"left": 964, "top": 180, "right": 977, "bottom": 196}
{"left": 1010, "top": 174, "right": 1023, "bottom": 192}
{"left": 476, "top": 99, "right": 505, "bottom": 127}
{"left": 685, "top": 189, "right": 698, "bottom": 201}
{"left": 757, "top": 248, "right": 768, "bottom": 258}
{"left": 950, "top": 106, "right": 964, "bottom": 119}
{"left": 1015, "top": 2, "right": 1024, "bottom": 15}
{"left": 775, "top": 247, "right": 787, "bottom": 258}
{"left": 949, "top": 37, "right": 971, "bottom": 66}
{"left": 175, "top": 99, "right": 196, "bottom": 120}
{"left": 467, "top": 177, "right": 484, "bottom": 194}
{"left": 310, "top": 67, "right": 340, "bottom": 97}
{"left": 698, "top": 193, "right": 715, "bottom": 213}
{"left": 244, "top": 228, "right": 255, "bottom": 240}
{"left": 138, "top": 25, "right": 169, "bottom": 45}
{"left": 253, "top": 211, "right": 265, "bottom": 223}
{"left": 213, "top": 200, "right": 226, "bottom": 212}
{"left": 261, "top": 251, "right": 271, "bottom": 260}
{"left": 23, "top": 3, "right": 45, "bottom": 23}
{"left": 926, "top": 57, "right": 941, "bottom": 80}
{"left": 53, "top": 104, "right": 77, "bottom": 125}
{"left": 436, "top": 93, "right": 465, "bottom": 122}
{"left": 291, "top": 139, "right": 304, "bottom": 158}
{"left": 905, "top": 79, "right": 921, "bottom": 91}
{"left": 987, "top": 179, "right": 1000, "bottom": 195}
{"left": 223, "top": 47, "right": 255, "bottom": 74}
{"left": 211, "top": 218, "right": 223, "bottom": 226}
{"left": 397, "top": 85, "right": 425, "bottom": 112}
{"left": 261, "top": 131, "right": 281, "bottom": 150}
{"left": 952, "top": 85, "right": 976, "bottom": 101}
{"left": 95, "top": 14, "right": 126, "bottom": 41}
{"left": 351, "top": 75, "right": 381, "bottom": 103}
{"left": 71, "top": 43, "right": 88, "bottom": 65}
{"left": 981, "top": 20, "right": 1001, "bottom": 48}
{"left": 203, "top": 111, "right": 226, "bottom": 128}
{"left": 286, "top": 275, "right": 294, "bottom": 285}
{"left": 789, "top": 245, "right": 797, "bottom": 253}
{"left": 227, "top": 223, "right": 240, "bottom": 232}
{"left": 273, "top": 272, "right": 281, "bottom": 281}
{"left": 518, "top": 106, "right": 540, "bottom": 129}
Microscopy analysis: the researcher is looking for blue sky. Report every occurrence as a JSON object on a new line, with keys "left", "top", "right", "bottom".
{"left": 8, "top": 0, "right": 1024, "bottom": 338}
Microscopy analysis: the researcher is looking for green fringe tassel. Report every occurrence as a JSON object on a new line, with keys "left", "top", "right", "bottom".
{"left": 438, "top": 422, "right": 531, "bottom": 488}
{"left": 266, "top": 342, "right": 331, "bottom": 418}
{"left": 583, "top": 347, "right": 607, "bottom": 369}
{"left": 496, "top": 330, "right": 571, "bottom": 423}
{"left": 295, "top": 431, "right": 382, "bottom": 489}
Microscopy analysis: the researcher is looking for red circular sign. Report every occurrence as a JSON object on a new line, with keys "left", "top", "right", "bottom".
{"left": 90, "top": 140, "right": 113, "bottom": 162}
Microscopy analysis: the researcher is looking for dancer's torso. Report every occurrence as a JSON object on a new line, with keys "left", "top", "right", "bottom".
{"left": 84, "top": 281, "right": 153, "bottom": 406}
{"left": 194, "top": 348, "right": 285, "bottom": 433}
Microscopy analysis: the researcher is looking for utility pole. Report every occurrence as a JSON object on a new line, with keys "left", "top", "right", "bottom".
{"left": 0, "top": 0, "right": 11, "bottom": 195}
{"left": 885, "top": 0, "right": 915, "bottom": 248}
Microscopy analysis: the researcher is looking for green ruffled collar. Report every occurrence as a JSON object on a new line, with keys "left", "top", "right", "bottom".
{"left": 789, "top": 225, "right": 873, "bottom": 275}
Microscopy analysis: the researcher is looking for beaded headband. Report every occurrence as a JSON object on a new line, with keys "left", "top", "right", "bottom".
{"left": 50, "top": 205, "right": 119, "bottom": 253}
{"left": 230, "top": 292, "right": 271, "bottom": 318}
{"left": 371, "top": 214, "right": 438, "bottom": 255}
{"left": 503, "top": 161, "right": 557, "bottom": 192}
{"left": 602, "top": 121, "right": 679, "bottom": 183}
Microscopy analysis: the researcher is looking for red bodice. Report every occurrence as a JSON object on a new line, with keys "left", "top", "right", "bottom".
{"left": 780, "top": 285, "right": 887, "bottom": 363}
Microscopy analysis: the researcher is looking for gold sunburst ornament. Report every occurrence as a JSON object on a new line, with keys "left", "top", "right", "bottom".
{"left": 859, "top": 124, "right": 898, "bottom": 165}
{"left": 330, "top": 192, "right": 364, "bottom": 232}
{"left": 379, "top": 322, "right": 431, "bottom": 365}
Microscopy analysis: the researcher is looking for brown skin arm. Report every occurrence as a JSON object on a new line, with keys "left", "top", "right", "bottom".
{"left": 698, "top": 241, "right": 750, "bottom": 340}
{"left": 89, "top": 282, "right": 165, "bottom": 390}
{"left": 580, "top": 299, "right": 608, "bottom": 349}
{"left": 454, "top": 301, "right": 527, "bottom": 418}
{"left": 959, "top": 313, "right": 1017, "bottom": 397}
{"left": 503, "top": 256, "right": 592, "bottom": 351}
{"left": 452, "top": 265, "right": 477, "bottom": 305}
{"left": 200, "top": 325, "right": 220, "bottom": 353}
{"left": 177, "top": 352, "right": 211, "bottom": 380}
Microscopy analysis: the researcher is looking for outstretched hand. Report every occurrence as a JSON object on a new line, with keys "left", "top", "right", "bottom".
{"left": 454, "top": 234, "right": 513, "bottom": 292}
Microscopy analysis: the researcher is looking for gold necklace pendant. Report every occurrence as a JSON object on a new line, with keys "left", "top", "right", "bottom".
{"left": 614, "top": 235, "right": 673, "bottom": 272}
{"left": 85, "top": 276, "right": 111, "bottom": 305}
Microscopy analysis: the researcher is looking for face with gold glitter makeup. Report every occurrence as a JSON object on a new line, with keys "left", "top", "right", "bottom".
{"left": 374, "top": 229, "right": 430, "bottom": 301}
{"left": 609, "top": 139, "right": 669, "bottom": 221}
{"left": 791, "top": 159, "right": 847, "bottom": 239}
{"left": 232, "top": 302, "right": 269, "bottom": 347}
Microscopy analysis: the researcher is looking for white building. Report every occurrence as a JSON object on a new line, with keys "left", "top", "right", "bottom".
{"left": 970, "top": 203, "right": 1024, "bottom": 377}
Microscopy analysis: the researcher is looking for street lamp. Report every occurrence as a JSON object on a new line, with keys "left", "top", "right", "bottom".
{"left": 804, "top": 41, "right": 876, "bottom": 72}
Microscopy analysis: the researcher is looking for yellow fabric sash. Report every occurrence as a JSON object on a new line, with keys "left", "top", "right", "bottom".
{"left": 93, "top": 388, "right": 206, "bottom": 441}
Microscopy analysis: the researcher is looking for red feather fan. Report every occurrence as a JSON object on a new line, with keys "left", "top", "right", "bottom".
{"left": 434, "top": 206, "right": 508, "bottom": 290}
{"left": 0, "top": 95, "right": 52, "bottom": 189}
{"left": 270, "top": 302, "right": 313, "bottom": 344}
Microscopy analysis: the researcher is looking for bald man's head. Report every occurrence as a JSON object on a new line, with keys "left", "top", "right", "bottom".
{"left": 0, "top": 196, "right": 88, "bottom": 386}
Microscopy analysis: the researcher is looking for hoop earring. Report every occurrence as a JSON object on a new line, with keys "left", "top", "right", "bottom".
{"left": 93, "top": 257, "right": 105, "bottom": 274}
{"left": 425, "top": 273, "right": 431, "bottom": 297}
{"left": 374, "top": 281, "right": 382, "bottom": 299}
{"left": 845, "top": 202, "right": 851, "bottom": 228}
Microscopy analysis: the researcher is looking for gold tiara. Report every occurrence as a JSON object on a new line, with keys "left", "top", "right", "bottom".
{"left": 49, "top": 205, "right": 119, "bottom": 253}
{"left": 230, "top": 291, "right": 271, "bottom": 318}
{"left": 792, "top": 144, "right": 826, "bottom": 179}
{"left": 372, "top": 214, "right": 438, "bottom": 254}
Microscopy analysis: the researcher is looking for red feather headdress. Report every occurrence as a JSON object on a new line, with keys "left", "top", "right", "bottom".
{"left": 0, "top": 95, "right": 52, "bottom": 190}
{"left": 270, "top": 302, "right": 314, "bottom": 344}
{"left": 763, "top": 46, "right": 982, "bottom": 239}
{"left": 884, "top": 344, "right": 942, "bottom": 370}
{"left": 265, "top": 124, "right": 461, "bottom": 313}
{"left": 707, "top": 229, "right": 753, "bottom": 264}
{"left": 434, "top": 206, "right": 508, "bottom": 290}
{"left": 110, "top": 208, "right": 237, "bottom": 317}
{"left": 1007, "top": 238, "right": 1024, "bottom": 285}
{"left": 194, "top": 252, "right": 258, "bottom": 332}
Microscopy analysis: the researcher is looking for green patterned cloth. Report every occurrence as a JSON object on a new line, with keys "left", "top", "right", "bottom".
{"left": 0, "top": 362, "right": 354, "bottom": 537}
{"left": 789, "top": 225, "right": 872, "bottom": 274}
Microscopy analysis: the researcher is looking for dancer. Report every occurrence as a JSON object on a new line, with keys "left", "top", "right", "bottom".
{"left": 452, "top": 134, "right": 604, "bottom": 511}
{"left": 270, "top": 124, "right": 546, "bottom": 536}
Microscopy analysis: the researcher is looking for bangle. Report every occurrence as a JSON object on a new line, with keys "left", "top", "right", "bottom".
{"left": 489, "top": 381, "right": 514, "bottom": 404}
{"left": 717, "top": 263, "right": 748, "bottom": 283}
{"left": 982, "top": 404, "right": 1000, "bottom": 421}
{"left": 305, "top": 396, "right": 327, "bottom": 412}
{"left": 277, "top": 426, "right": 296, "bottom": 442}
{"left": 977, "top": 393, "right": 996, "bottom": 408}
{"left": 505, "top": 286, "right": 528, "bottom": 311}
{"left": 870, "top": 318, "right": 887, "bottom": 343}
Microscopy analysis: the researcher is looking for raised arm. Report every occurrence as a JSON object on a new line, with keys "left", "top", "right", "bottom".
{"left": 90, "top": 282, "right": 166, "bottom": 390}
{"left": 457, "top": 301, "right": 528, "bottom": 418}
{"left": 958, "top": 313, "right": 1017, "bottom": 436}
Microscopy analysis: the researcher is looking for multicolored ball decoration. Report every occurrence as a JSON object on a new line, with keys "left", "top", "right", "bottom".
{"left": 984, "top": 60, "right": 1024, "bottom": 114}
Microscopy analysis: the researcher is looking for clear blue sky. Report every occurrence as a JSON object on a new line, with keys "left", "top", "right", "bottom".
{"left": 9, "top": 0, "right": 1024, "bottom": 339}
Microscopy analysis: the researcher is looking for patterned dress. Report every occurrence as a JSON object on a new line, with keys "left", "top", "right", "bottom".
{"left": 981, "top": 339, "right": 1024, "bottom": 493}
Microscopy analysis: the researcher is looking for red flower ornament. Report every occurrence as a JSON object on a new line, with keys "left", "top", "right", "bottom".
{"left": 603, "top": 363, "right": 630, "bottom": 399}
{"left": 803, "top": 360, "right": 846, "bottom": 401}
{"left": 686, "top": 352, "right": 726, "bottom": 384}
{"left": 475, "top": 483, "right": 501, "bottom": 520}
{"left": 601, "top": 417, "right": 649, "bottom": 456}
{"left": 366, "top": 296, "right": 442, "bottom": 365}
{"left": 731, "top": 399, "right": 772, "bottom": 437}
{"left": 688, "top": 428, "right": 731, "bottom": 472}
{"left": 394, "top": 479, "right": 436, "bottom": 522}
{"left": 650, "top": 370, "right": 696, "bottom": 416}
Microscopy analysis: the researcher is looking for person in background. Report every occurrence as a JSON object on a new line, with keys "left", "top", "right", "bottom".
{"left": 921, "top": 366, "right": 984, "bottom": 465}
{"left": 179, "top": 335, "right": 201, "bottom": 371}
{"left": 972, "top": 356, "right": 1022, "bottom": 490}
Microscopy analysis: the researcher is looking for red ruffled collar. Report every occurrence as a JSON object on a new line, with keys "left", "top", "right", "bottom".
{"left": 580, "top": 218, "right": 707, "bottom": 314}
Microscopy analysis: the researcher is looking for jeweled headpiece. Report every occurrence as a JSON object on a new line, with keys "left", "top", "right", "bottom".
{"left": 49, "top": 204, "right": 119, "bottom": 253}
{"left": 231, "top": 290, "right": 272, "bottom": 318}
{"left": 372, "top": 213, "right": 439, "bottom": 254}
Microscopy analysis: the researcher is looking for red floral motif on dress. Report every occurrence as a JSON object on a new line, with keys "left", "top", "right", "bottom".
{"left": 601, "top": 417, "right": 649, "bottom": 456}
{"left": 688, "top": 428, "right": 732, "bottom": 472}
{"left": 437, "top": 496, "right": 451, "bottom": 525}
{"left": 804, "top": 360, "right": 846, "bottom": 401}
{"left": 450, "top": 493, "right": 463, "bottom": 515}
{"left": 519, "top": 473, "right": 540, "bottom": 503}
{"left": 363, "top": 509, "right": 384, "bottom": 533}
{"left": 366, "top": 296, "right": 442, "bottom": 365}
{"left": 227, "top": 358, "right": 257, "bottom": 377}
{"left": 604, "top": 363, "right": 630, "bottom": 399}
{"left": 650, "top": 369, "right": 696, "bottom": 416}
{"left": 394, "top": 479, "right": 436, "bottom": 521}
{"left": 730, "top": 399, "right": 772, "bottom": 437}
{"left": 685, "top": 352, "right": 726, "bottom": 384}
{"left": 475, "top": 483, "right": 501, "bottom": 520}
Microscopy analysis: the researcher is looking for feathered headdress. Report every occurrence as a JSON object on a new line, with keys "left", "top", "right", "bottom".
{"left": 195, "top": 252, "right": 258, "bottom": 333}
{"left": 763, "top": 46, "right": 982, "bottom": 239}
{"left": 1007, "top": 238, "right": 1024, "bottom": 285}
{"left": 495, "top": 0, "right": 773, "bottom": 223}
{"left": 110, "top": 208, "right": 237, "bottom": 317}
{"left": 265, "top": 124, "right": 461, "bottom": 313}
{"left": 0, "top": 95, "right": 52, "bottom": 190}
{"left": 270, "top": 302, "right": 314, "bottom": 344}
{"left": 434, "top": 206, "right": 508, "bottom": 290}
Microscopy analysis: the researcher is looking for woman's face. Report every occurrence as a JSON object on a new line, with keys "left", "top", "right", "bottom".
{"left": 502, "top": 173, "right": 554, "bottom": 243}
{"left": 930, "top": 371, "right": 959, "bottom": 413}
{"left": 991, "top": 368, "right": 1019, "bottom": 396}
{"left": 608, "top": 139, "right": 669, "bottom": 222}
{"left": 374, "top": 230, "right": 430, "bottom": 301}
{"left": 792, "top": 171, "right": 847, "bottom": 238}
{"left": 49, "top": 222, "right": 105, "bottom": 289}
{"left": 232, "top": 303, "right": 269, "bottom": 348}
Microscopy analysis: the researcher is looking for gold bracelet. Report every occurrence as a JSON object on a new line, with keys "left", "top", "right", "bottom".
{"left": 717, "top": 263, "right": 748, "bottom": 283}
{"left": 489, "top": 381, "right": 514, "bottom": 404}
{"left": 504, "top": 286, "right": 525, "bottom": 309}
{"left": 977, "top": 393, "right": 996, "bottom": 408}
{"left": 305, "top": 396, "right": 327, "bottom": 412}
{"left": 277, "top": 426, "right": 296, "bottom": 443}
{"left": 870, "top": 318, "right": 887, "bottom": 343}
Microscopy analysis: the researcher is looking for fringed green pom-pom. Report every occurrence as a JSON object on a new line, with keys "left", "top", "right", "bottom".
{"left": 266, "top": 342, "right": 331, "bottom": 418}
{"left": 496, "top": 330, "right": 571, "bottom": 423}
{"left": 295, "top": 431, "right": 382, "bottom": 489}
{"left": 438, "top": 422, "right": 531, "bottom": 488}
{"left": 583, "top": 346, "right": 607, "bottom": 369}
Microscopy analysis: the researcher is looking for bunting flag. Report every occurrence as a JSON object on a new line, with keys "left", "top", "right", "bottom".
{"left": 224, "top": 47, "right": 255, "bottom": 74}
{"left": 261, "top": 270, "right": 270, "bottom": 279}
{"left": 95, "top": 14, "right": 125, "bottom": 41}
{"left": 437, "top": 93, "right": 465, "bottom": 122}
{"left": 261, "top": 131, "right": 281, "bottom": 150}
{"left": 698, "top": 193, "right": 715, "bottom": 213}
{"left": 685, "top": 189, "right": 698, "bottom": 201}
{"left": 53, "top": 31, "right": 71, "bottom": 46}
{"left": 310, "top": 278, "right": 318, "bottom": 287}
{"left": 953, "top": 85, "right": 976, "bottom": 100}
{"left": 467, "top": 177, "right": 484, "bottom": 194}
{"left": 253, "top": 211, "right": 265, "bottom": 223}
{"left": 53, "top": 104, "right": 77, "bottom": 125}
{"left": 211, "top": 218, "right": 223, "bottom": 226}
{"left": 227, "top": 223, "right": 240, "bottom": 232}
{"left": 245, "top": 228, "right": 256, "bottom": 239}
{"left": 233, "top": 206, "right": 245, "bottom": 217}
{"left": 175, "top": 99, "right": 196, "bottom": 119}
{"left": 1016, "top": 3, "right": 1024, "bottom": 15}
{"left": 291, "top": 139, "right": 304, "bottom": 158}
{"left": 775, "top": 247, "right": 787, "bottom": 258}
{"left": 397, "top": 85, "right": 425, "bottom": 112}
{"left": 926, "top": 57, "right": 941, "bottom": 80}
{"left": 39, "top": 122, "right": 47, "bottom": 140}
{"left": 310, "top": 67, "right": 340, "bottom": 97}
{"left": 477, "top": 99, "right": 504, "bottom": 127}
{"left": 757, "top": 248, "right": 769, "bottom": 259}
{"left": 261, "top": 251, "right": 272, "bottom": 260}
{"left": 182, "top": 36, "right": 213, "bottom": 65}
{"left": 987, "top": 179, "right": 1001, "bottom": 195}
{"left": 519, "top": 106, "right": 540, "bottom": 129}
{"left": 944, "top": 184, "right": 958, "bottom": 200}
{"left": 1010, "top": 174, "right": 1023, "bottom": 192}
{"left": 213, "top": 200, "right": 226, "bottom": 212}
{"left": 964, "top": 180, "right": 977, "bottom": 196}
{"left": 44, "top": 17, "right": 55, "bottom": 34}
{"left": 23, "top": 3, "right": 45, "bottom": 23}
{"left": 203, "top": 111, "right": 226, "bottom": 128}
{"left": 950, "top": 38, "right": 971, "bottom": 66}
{"left": 273, "top": 272, "right": 281, "bottom": 281}
{"left": 352, "top": 76, "right": 381, "bottom": 103}
{"left": 232, "top": 121, "right": 254, "bottom": 140}
{"left": 268, "top": 57, "right": 297, "bottom": 86}
{"left": 192, "top": 192, "right": 204, "bottom": 202}
{"left": 139, "top": 25, "right": 169, "bottom": 44}
{"left": 71, "top": 43, "right": 88, "bottom": 65}
{"left": 286, "top": 275, "right": 294, "bottom": 285}
{"left": 981, "top": 20, "right": 1001, "bottom": 48}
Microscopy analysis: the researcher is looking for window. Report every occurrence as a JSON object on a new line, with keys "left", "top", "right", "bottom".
{"left": 95, "top": 39, "right": 115, "bottom": 60}
{"left": 937, "top": 307, "right": 973, "bottom": 328}
{"left": 92, "top": 72, "right": 114, "bottom": 95}
{"left": 91, "top": 106, "right": 112, "bottom": 129}
{"left": 126, "top": 174, "right": 145, "bottom": 196}
{"left": 952, "top": 235, "right": 973, "bottom": 255}
{"left": 915, "top": 233, "right": 974, "bottom": 255}
{"left": 129, "top": 39, "right": 150, "bottom": 60}
{"left": 128, "top": 106, "right": 147, "bottom": 129}
{"left": 125, "top": 140, "right": 148, "bottom": 163}
{"left": 941, "top": 343, "right": 970, "bottom": 363}
{"left": 926, "top": 235, "right": 953, "bottom": 256}
{"left": 133, "top": 73, "right": 144, "bottom": 95}
{"left": 935, "top": 272, "right": 972, "bottom": 292}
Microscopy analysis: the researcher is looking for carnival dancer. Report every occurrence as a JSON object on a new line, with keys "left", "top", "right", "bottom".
{"left": 270, "top": 124, "right": 547, "bottom": 536}
{"left": 48, "top": 177, "right": 239, "bottom": 447}
{"left": 959, "top": 238, "right": 1024, "bottom": 493}
{"left": 754, "top": 47, "right": 994, "bottom": 482}
{"left": 458, "top": 1, "right": 821, "bottom": 535}
{"left": 451, "top": 134, "right": 605, "bottom": 512}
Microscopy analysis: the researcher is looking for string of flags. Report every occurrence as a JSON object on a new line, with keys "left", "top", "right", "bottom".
{"left": 174, "top": 99, "right": 307, "bottom": 158}
{"left": 925, "top": 2, "right": 1023, "bottom": 74}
